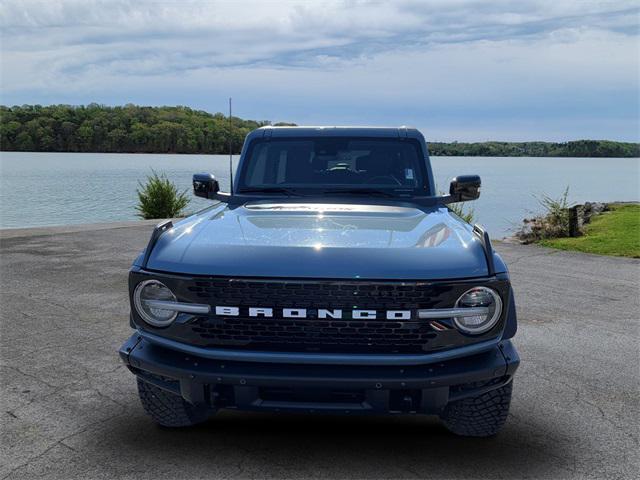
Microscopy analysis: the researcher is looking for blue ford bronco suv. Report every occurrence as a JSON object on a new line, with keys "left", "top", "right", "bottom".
{"left": 119, "top": 126, "right": 519, "bottom": 437}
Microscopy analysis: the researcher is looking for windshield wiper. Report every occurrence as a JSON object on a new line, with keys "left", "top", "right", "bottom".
{"left": 321, "top": 188, "right": 408, "bottom": 198}
{"left": 239, "top": 187, "right": 414, "bottom": 198}
{"left": 238, "top": 187, "right": 304, "bottom": 196}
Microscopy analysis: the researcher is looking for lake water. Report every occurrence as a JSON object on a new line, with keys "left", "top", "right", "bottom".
{"left": 1, "top": 152, "right": 638, "bottom": 237}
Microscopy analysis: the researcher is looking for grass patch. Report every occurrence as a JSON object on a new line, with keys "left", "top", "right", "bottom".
{"left": 539, "top": 204, "right": 640, "bottom": 258}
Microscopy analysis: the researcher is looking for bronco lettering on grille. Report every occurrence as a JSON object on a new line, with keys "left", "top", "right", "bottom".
{"left": 213, "top": 306, "right": 412, "bottom": 320}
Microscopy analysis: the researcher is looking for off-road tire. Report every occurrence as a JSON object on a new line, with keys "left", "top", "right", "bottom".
{"left": 137, "top": 378, "right": 212, "bottom": 427}
{"left": 440, "top": 381, "right": 513, "bottom": 437}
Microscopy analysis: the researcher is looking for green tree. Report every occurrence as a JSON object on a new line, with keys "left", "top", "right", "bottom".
{"left": 136, "top": 170, "right": 190, "bottom": 219}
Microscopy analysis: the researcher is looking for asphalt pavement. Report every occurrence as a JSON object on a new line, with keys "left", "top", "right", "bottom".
{"left": 1, "top": 222, "right": 638, "bottom": 479}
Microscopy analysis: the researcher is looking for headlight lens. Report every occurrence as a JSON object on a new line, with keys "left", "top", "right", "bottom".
{"left": 133, "top": 280, "right": 178, "bottom": 327}
{"left": 453, "top": 286, "right": 502, "bottom": 334}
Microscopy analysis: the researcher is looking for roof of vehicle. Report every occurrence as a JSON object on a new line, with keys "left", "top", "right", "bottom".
{"left": 247, "top": 125, "right": 426, "bottom": 141}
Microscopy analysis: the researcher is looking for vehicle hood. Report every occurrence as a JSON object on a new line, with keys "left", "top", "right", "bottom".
{"left": 144, "top": 201, "right": 491, "bottom": 280}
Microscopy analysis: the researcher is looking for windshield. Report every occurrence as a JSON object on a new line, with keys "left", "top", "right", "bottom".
{"left": 239, "top": 137, "right": 428, "bottom": 195}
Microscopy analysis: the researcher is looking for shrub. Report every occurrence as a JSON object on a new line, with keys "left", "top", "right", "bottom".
{"left": 448, "top": 202, "right": 475, "bottom": 224}
{"left": 136, "top": 170, "right": 190, "bottom": 219}
{"left": 515, "top": 186, "right": 575, "bottom": 242}
{"left": 534, "top": 186, "right": 572, "bottom": 237}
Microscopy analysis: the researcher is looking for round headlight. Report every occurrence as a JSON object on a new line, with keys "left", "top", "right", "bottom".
{"left": 133, "top": 280, "right": 177, "bottom": 327}
{"left": 453, "top": 286, "right": 502, "bottom": 334}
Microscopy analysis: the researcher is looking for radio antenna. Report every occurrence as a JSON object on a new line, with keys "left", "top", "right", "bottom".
{"left": 228, "top": 97, "right": 234, "bottom": 195}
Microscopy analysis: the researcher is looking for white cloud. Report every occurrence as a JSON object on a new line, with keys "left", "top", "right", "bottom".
{"left": 0, "top": 0, "right": 638, "bottom": 140}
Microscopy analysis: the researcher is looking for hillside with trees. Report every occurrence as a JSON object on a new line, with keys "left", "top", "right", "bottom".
{"left": 428, "top": 140, "right": 640, "bottom": 158}
{"left": 1, "top": 104, "right": 638, "bottom": 157}
{"left": 0, "top": 104, "right": 281, "bottom": 154}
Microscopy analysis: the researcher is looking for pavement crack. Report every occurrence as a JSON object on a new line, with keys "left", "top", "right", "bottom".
{"left": 17, "top": 310, "right": 36, "bottom": 320}
{"left": 506, "top": 248, "right": 559, "bottom": 267}
{"left": 7, "top": 382, "right": 77, "bottom": 416}
{"left": 10, "top": 335, "right": 107, "bottom": 359}
{"left": 3, "top": 365, "right": 58, "bottom": 389}
{"left": 59, "top": 441, "right": 77, "bottom": 452}
{"left": 91, "top": 387, "right": 129, "bottom": 409}
{"left": 0, "top": 410, "right": 127, "bottom": 480}
{"left": 529, "top": 371, "right": 639, "bottom": 445}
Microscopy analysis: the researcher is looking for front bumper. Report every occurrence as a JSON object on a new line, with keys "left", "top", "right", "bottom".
{"left": 119, "top": 333, "right": 519, "bottom": 414}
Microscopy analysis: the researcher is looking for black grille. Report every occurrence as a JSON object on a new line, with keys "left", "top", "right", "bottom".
{"left": 190, "top": 317, "right": 439, "bottom": 353}
{"left": 185, "top": 278, "right": 442, "bottom": 310}
{"left": 132, "top": 274, "right": 508, "bottom": 354}
{"left": 179, "top": 278, "right": 464, "bottom": 353}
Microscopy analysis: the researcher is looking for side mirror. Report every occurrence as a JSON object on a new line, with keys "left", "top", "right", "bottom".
{"left": 193, "top": 173, "right": 220, "bottom": 199}
{"left": 444, "top": 175, "right": 481, "bottom": 203}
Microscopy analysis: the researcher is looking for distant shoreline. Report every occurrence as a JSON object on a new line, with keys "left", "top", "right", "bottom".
{"left": 427, "top": 141, "right": 639, "bottom": 158}
{"left": 2, "top": 104, "right": 639, "bottom": 158}
{"left": 1, "top": 150, "right": 639, "bottom": 159}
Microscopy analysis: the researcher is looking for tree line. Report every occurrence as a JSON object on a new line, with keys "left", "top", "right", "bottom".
{"left": 428, "top": 140, "right": 639, "bottom": 158}
{"left": 0, "top": 104, "right": 294, "bottom": 154}
{"left": 1, "top": 104, "right": 638, "bottom": 157}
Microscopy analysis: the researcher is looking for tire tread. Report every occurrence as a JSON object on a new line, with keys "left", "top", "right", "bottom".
{"left": 137, "top": 378, "right": 211, "bottom": 427}
{"left": 440, "top": 381, "right": 513, "bottom": 437}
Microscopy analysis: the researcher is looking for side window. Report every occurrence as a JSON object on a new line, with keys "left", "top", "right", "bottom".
{"left": 399, "top": 144, "right": 421, "bottom": 187}
{"left": 276, "top": 150, "right": 287, "bottom": 183}
{"left": 246, "top": 145, "right": 289, "bottom": 185}
{"left": 247, "top": 145, "right": 268, "bottom": 185}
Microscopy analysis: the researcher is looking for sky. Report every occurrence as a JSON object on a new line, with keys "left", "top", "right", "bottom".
{"left": 1, "top": 0, "right": 639, "bottom": 142}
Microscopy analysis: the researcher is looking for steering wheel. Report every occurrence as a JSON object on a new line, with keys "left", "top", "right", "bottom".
{"left": 328, "top": 162, "right": 351, "bottom": 172}
{"left": 364, "top": 175, "right": 402, "bottom": 185}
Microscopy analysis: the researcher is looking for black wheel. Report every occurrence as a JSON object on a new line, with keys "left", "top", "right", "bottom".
{"left": 137, "top": 378, "right": 213, "bottom": 427}
{"left": 440, "top": 381, "right": 513, "bottom": 437}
